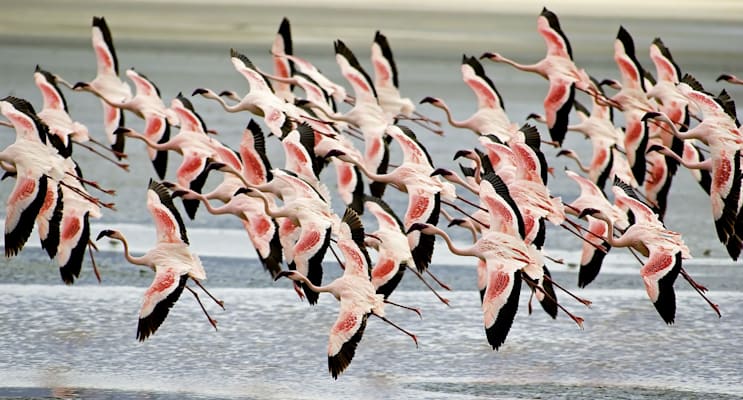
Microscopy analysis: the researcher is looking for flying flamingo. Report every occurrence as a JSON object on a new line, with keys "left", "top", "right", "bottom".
{"left": 420, "top": 55, "right": 516, "bottom": 141}
{"left": 370, "top": 31, "right": 440, "bottom": 134}
{"left": 407, "top": 222, "right": 583, "bottom": 349}
{"left": 69, "top": 16, "right": 132, "bottom": 157}
{"left": 563, "top": 170, "right": 629, "bottom": 287}
{"left": 579, "top": 184, "right": 692, "bottom": 324}
{"left": 326, "top": 125, "right": 457, "bottom": 275}
{"left": 275, "top": 208, "right": 417, "bottom": 379}
{"left": 192, "top": 49, "right": 300, "bottom": 137}
{"left": 115, "top": 94, "right": 242, "bottom": 219}
{"left": 643, "top": 105, "right": 743, "bottom": 260}
{"left": 363, "top": 196, "right": 450, "bottom": 304}
{"left": 0, "top": 96, "right": 68, "bottom": 257}
{"left": 96, "top": 180, "right": 223, "bottom": 341}
{"left": 98, "top": 68, "right": 178, "bottom": 179}
{"left": 480, "top": 7, "right": 604, "bottom": 145}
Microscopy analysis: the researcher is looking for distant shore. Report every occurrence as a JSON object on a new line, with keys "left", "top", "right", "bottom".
{"left": 1, "top": 0, "right": 741, "bottom": 52}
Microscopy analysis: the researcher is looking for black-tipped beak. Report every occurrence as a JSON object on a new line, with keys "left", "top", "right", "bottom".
{"left": 406, "top": 223, "right": 428, "bottom": 234}
{"left": 716, "top": 74, "right": 733, "bottom": 82}
{"left": 447, "top": 218, "right": 466, "bottom": 228}
{"left": 72, "top": 82, "right": 89, "bottom": 90}
{"left": 577, "top": 208, "right": 600, "bottom": 219}
{"left": 206, "top": 162, "right": 227, "bottom": 172}
{"left": 646, "top": 144, "right": 665, "bottom": 154}
{"left": 233, "top": 187, "right": 251, "bottom": 196}
{"left": 641, "top": 111, "right": 662, "bottom": 122}
{"left": 480, "top": 52, "right": 494, "bottom": 60}
{"left": 453, "top": 150, "right": 473, "bottom": 160}
{"left": 430, "top": 168, "right": 452, "bottom": 177}
{"left": 192, "top": 88, "right": 208, "bottom": 96}
{"left": 96, "top": 230, "right": 114, "bottom": 240}
{"left": 419, "top": 96, "right": 437, "bottom": 104}
{"left": 171, "top": 190, "right": 188, "bottom": 198}
{"left": 218, "top": 90, "right": 233, "bottom": 97}
{"left": 556, "top": 149, "right": 571, "bottom": 157}
{"left": 274, "top": 270, "right": 293, "bottom": 281}
{"left": 113, "top": 127, "right": 130, "bottom": 136}
{"left": 324, "top": 149, "right": 347, "bottom": 159}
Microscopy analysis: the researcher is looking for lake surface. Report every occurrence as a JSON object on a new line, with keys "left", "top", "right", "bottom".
{"left": 1, "top": 2, "right": 742, "bottom": 399}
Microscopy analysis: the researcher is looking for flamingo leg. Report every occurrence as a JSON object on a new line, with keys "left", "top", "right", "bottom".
{"left": 65, "top": 171, "right": 117, "bottom": 195}
{"left": 87, "top": 240, "right": 102, "bottom": 283}
{"left": 372, "top": 312, "right": 418, "bottom": 348}
{"left": 680, "top": 267, "right": 721, "bottom": 318}
{"left": 426, "top": 269, "right": 452, "bottom": 291}
{"left": 523, "top": 277, "right": 585, "bottom": 329}
{"left": 73, "top": 141, "right": 130, "bottom": 170}
{"left": 383, "top": 299, "right": 422, "bottom": 318}
{"left": 404, "top": 263, "right": 450, "bottom": 306}
{"left": 191, "top": 278, "right": 225, "bottom": 310}
{"left": 542, "top": 273, "right": 592, "bottom": 307}
{"left": 185, "top": 284, "right": 218, "bottom": 331}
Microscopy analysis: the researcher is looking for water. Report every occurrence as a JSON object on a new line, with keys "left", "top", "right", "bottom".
{"left": 1, "top": 2, "right": 743, "bottom": 399}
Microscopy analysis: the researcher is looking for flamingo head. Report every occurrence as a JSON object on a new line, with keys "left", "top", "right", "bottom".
{"left": 419, "top": 96, "right": 441, "bottom": 106}
{"left": 577, "top": 208, "right": 601, "bottom": 220}
{"left": 274, "top": 270, "right": 302, "bottom": 282}
{"left": 479, "top": 52, "right": 503, "bottom": 62}
{"left": 96, "top": 229, "right": 124, "bottom": 242}
{"left": 716, "top": 73, "right": 735, "bottom": 82}
{"left": 430, "top": 168, "right": 453, "bottom": 178}
{"left": 406, "top": 222, "right": 432, "bottom": 234}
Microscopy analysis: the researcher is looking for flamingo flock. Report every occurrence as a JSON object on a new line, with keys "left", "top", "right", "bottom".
{"left": 1, "top": 9, "right": 739, "bottom": 378}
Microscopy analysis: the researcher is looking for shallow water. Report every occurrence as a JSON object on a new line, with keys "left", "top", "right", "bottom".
{"left": 1, "top": 3, "right": 743, "bottom": 399}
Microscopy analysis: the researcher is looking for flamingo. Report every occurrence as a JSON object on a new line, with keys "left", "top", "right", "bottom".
{"left": 327, "top": 39, "right": 392, "bottom": 197}
{"left": 420, "top": 55, "right": 516, "bottom": 141}
{"left": 407, "top": 222, "right": 581, "bottom": 349}
{"left": 237, "top": 169, "right": 337, "bottom": 305}
{"left": 643, "top": 106, "right": 743, "bottom": 260}
{"left": 363, "top": 196, "right": 449, "bottom": 304}
{"left": 275, "top": 208, "right": 417, "bottom": 379}
{"left": 70, "top": 16, "right": 132, "bottom": 157}
{"left": 369, "top": 30, "right": 441, "bottom": 135}
{"left": 580, "top": 184, "right": 692, "bottom": 324}
{"left": 192, "top": 49, "right": 299, "bottom": 137}
{"left": 99, "top": 68, "right": 178, "bottom": 179}
{"left": 564, "top": 170, "right": 629, "bottom": 287}
{"left": 96, "top": 180, "right": 222, "bottom": 341}
{"left": 115, "top": 94, "right": 242, "bottom": 219}
{"left": 0, "top": 96, "right": 67, "bottom": 257}
{"left": 480, "top": 7, "right": 603, "bottom": 145}
{"left": 717, "top": 73, "right": 743, "bottom": 85}
{"left": 326, "top": 125, "right": 456, "bottom": 274}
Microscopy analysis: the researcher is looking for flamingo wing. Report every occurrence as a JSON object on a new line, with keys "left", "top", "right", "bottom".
{"left": 335, "top": 40, "right": 377, "bottom": 105}
{"left": 230, "top": 49, "right": 273, "bottom": 93}
{"left": 91, "top": 16, "right": 119, "bottom": 76}
{"left": 543, "top": 80, "right": 575, "bottom": 146}
{"left": 56, "top": 210, "right": 90, "bottom": 285}
{"left": 146, "top": 179, "right": 189, "bottom": 245}
{"left": 371, "top": 31, "right": 398, "bottom": 90}
{"left": 405, "top": 187, "right": 440, "bottom": 272}
{"left": 289, "top": 225, "right": 332, "bottom": 305}
{"left": 578, "top": 217, "right": 611, "bottom": 288}
{"left": 240, "top": 119, "right": 273, "bottom": 185}
{"left": 538, "top": 8, "right": 573, "bottom": 59}
{"left": 137, "top": 265, "right": 189, "bottom": 341}
{"left": 482, "top": 260, "right": 522, "bottom": 350}
{"left": 640, "top": 250, "right": 681, "bottom": 324}
{"left": 461, "top": 55, "right": 504, "bottom": 111}
{"left": 327, "top": 302, "right": 369, "bottom": 379}
{"left": 142, "top": 114, "right": 170, "bottom": 179}
{"left": 35, "top": 67, "right": 68, "bottom": 112}
{"left": 5, "top": 174, "right": 48, "bottom": 257}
